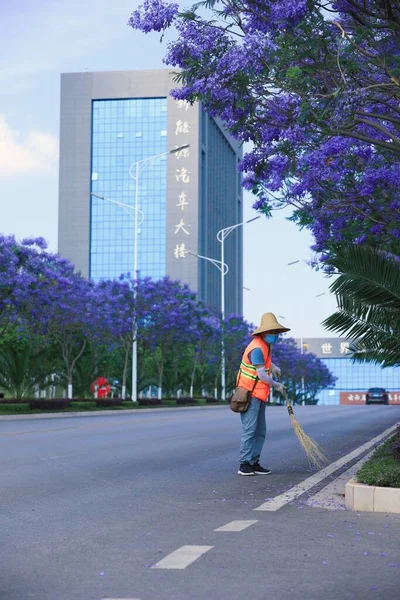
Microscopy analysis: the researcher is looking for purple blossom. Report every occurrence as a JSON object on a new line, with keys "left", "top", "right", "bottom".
{"left": 128, "top": 0, "right": 178, "bottom": 33}
{"left": 129, "top": 0, "right": 400, "bottom": 261}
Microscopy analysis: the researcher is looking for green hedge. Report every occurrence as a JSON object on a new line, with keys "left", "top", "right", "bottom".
{"left": 357, "top": 436, "right": 400, "bottom": 488}
{"left": 0, "top": 403, "right": 30, "bottom": 413}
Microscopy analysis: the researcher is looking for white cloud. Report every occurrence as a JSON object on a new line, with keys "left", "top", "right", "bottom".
{"left": 0, "top": 116, "right": 58, "bottom": 177}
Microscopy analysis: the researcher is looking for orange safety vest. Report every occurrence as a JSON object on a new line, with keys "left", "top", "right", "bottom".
{"left": 236, "top": 337, "right": 272, "bottom": 402}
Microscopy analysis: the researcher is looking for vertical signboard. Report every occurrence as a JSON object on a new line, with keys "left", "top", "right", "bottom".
{"left": 166, "top": 97, "right": 199, "bottom": 291}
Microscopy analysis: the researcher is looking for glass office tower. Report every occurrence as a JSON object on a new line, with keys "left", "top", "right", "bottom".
{"left": 58, "top": 70, "right": 243, "bottom": 315}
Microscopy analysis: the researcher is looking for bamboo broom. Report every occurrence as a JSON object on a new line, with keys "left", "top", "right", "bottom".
{"left": 283, "top": 389, "right": 328, "bottom": 470}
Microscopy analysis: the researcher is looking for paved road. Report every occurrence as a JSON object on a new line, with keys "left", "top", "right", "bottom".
{"left": 1, "top": 405, "right": 400, "bottom": 600}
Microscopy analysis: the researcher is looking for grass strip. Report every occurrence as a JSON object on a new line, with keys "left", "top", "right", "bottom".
{"left": 357, "top": 435, "right": 400, "bottom": 488}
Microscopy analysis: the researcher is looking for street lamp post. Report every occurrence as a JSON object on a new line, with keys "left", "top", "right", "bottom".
{"left": 91, "top": 191, "right": 144, "bottom": 401}
{"left": 187, "top": 251, "right": 228, "bottom": 400}
{"left": 217, "top": 216, "right": 260, "bottom": 401}
{"left": 91, "top": 143, "right": 189, "bottom": 403}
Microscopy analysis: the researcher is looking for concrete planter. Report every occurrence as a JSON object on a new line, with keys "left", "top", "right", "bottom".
{"left": 345, "top": 478, "right": 400, "bottom": 513}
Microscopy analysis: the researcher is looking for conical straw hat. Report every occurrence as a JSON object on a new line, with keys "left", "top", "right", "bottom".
{"left": 252, "top": 312, "right": 291, "bottom": 336}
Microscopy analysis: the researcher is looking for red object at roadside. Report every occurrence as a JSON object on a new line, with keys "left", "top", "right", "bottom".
{"left": 90, "top": 377, "right": 111, "bottom": 398}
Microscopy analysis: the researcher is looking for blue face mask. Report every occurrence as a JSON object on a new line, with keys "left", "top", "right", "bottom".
{"left": 265, "top": 334, "right": 279, "bottom": 344}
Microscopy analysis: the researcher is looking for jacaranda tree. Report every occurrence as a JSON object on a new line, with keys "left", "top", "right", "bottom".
{"left": 0, "top": 235, "right": 336, "bottom": 400}
{"left": 129, "top": 0, "right": 400, "bottom": 258}
{"left": 273, "top": 337, "right": 337, "bottom": 404}
{"left": 91, "top": 276, "right": 138, "bottom": 400}
{"left": 139, "top": 276, "right": 213, "bottom": 399}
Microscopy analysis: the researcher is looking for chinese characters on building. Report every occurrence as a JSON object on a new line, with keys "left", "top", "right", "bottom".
{"left": 321, "top": 342, "right": 333, "bottom": 355}
{"left": 173, "top": 100, "right": 192, "bottom": 261}
{"left": 340, "top": 392, "right": 400, "bottom": 405}
{"left": 296, "top": 338, "right": 352, "bottom": 358}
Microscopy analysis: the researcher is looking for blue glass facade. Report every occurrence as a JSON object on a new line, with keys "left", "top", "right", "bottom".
{"left": 318, "top": 358, "right": 400, "bottom": 405}
{"left": 90, "top": 97, "right": 167, "bottom": 280}
{"left": 199, "top": 112, "right": 243, "bottom": 315}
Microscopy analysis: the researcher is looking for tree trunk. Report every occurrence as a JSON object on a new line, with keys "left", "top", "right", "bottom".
{"left": 67, "top": 374, "right": 73, "bottom": 400}
{"left": 157, "top": 363, "right": 163, "bottom": 400}
{"left": 61, "top": 337, "right": 86, "bottom": 401}
{"left": 121, "top": 341, "right": 130, "bottom": 401}
{"left": 190, "top": 361, "right": 197, "bottom": 398}
{"left": 154, "top": 347, "right": 164, "bottom": 400}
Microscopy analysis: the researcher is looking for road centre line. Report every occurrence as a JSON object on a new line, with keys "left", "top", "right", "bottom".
{"left": 214, "top": 520, "right": 259, "bottom": 532}
{"left": 151, "top": 545, "right": 214, "bottom": 569}
{"left": 254, "top": 422, "right": 398, "bottom": 512}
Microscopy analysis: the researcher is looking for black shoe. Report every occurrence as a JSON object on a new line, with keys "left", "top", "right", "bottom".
{"left": 238, "top": 462, "right": 255, "bottom": 476}
{"left": 251, "top": 463, "right": 271, "bottom": 475}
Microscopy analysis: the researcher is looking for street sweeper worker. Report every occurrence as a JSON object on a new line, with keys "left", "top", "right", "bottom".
{"left": 237, "top": 313, "right": 290, "bottom": 476}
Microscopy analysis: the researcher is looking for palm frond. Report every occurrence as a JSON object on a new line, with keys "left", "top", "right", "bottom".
{"left": 324, "top": 244, "right": 400, "bottom": 368}
{"left": 328, "top": 244, "right": 400, "bottom": 308}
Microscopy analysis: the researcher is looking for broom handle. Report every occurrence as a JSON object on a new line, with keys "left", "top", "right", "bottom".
{"left": 283, "top": 389, "right": 294, "bottom": 416}
{"left": 274, "top": 374, "right": 294, "bottom": 416}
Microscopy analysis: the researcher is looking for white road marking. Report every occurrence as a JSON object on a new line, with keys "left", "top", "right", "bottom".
{"left": 214, "top": 520, "right": 258, "bottom": 532}
{"left": 306, "top": 450, "right": 374, "bottom": 510}
{"left": 254, "top": 423, "right": 398, "bottom": 512}
{"left": 151, "top": 545, "right": 214, "bottom": 569}
{"left": 102, "top": 598, "right": 141, "bottom": 599}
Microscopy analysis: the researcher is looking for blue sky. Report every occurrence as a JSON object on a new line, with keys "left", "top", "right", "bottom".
{"left": 0, "top": 0, "right": 338, "bottom": 337}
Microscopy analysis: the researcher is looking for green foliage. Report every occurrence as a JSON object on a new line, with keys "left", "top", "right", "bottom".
{"left": 323, "top": 244, "right": 400, "bottom": 367}
{"left": 70, "top": 402, "right": 97, "bottom": 410}
{"left": 357, "top": 436, "right": 400, "bottom": 488}
{"left": 285, "top": 66, "right": 302, "bottom": 80}
{"left": 0, "top": 335, "right": 51, "bottom": 399}
{"left": 0, "top": 403, "right": 30, "bottom": 414}
{"left": 74, "top": 343, "right": 117, "bottom": 398}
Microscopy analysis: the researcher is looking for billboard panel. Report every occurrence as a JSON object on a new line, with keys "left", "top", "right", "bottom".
{"left": 340, "top": 392, "right": 400, "bottom": 405}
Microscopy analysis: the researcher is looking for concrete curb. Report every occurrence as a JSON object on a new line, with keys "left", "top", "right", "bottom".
{"left": 345, "top": 478, "right": 400, "bottom": 513}
{"left": 0, "top": 404, "right": 229, "bottom": 421}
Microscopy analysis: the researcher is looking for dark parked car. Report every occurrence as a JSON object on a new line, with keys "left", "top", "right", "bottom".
{"left": 366, "top": 388, "right": 389, "bottom": 405}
